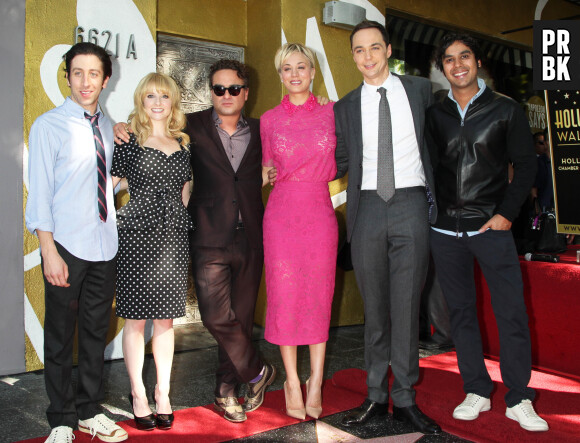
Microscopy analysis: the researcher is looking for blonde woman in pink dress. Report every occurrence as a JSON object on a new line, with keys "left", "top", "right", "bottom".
{"left": 261, "top": 43, "right": 338, "bottom": 420}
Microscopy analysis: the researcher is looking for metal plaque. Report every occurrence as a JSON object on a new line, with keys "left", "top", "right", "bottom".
{"left": 157, "top": 34, "right": 244, "bottom": 113}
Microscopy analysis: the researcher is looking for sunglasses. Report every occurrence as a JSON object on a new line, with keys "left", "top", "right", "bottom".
{"left": 211, "top": 84, "right": 246, "bottom": 97}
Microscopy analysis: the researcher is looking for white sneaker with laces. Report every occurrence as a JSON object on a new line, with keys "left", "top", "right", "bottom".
{"left": 506, "top": 399, "right": 549, "bottom": 432}
{"left": 452, "top": 393, "right": 491, "bottom": 420}
{"left": 78, "top": 413, "right": 128, "bottom": 442}
{"left": 44, "top": 426, "right": 74, "bottom": 443}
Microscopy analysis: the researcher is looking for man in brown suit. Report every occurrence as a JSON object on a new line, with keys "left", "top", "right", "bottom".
{"left": 186, "top": 60, "right": 275, "bottom": 423}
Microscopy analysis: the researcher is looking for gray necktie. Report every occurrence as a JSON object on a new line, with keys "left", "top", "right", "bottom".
{"left": 377, "top": 87, "right": 395, "bottom": 202}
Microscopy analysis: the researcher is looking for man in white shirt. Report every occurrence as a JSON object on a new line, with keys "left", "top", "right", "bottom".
{"left": 26, "top": 42, "right": 127, "bottom": 443}
{"left": 334, "top": 20, "right": 440, "bottom": 434}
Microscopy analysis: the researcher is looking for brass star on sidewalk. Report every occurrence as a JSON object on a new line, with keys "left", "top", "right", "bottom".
{"left": 315, "top": 420, "right": 424, "bottom": 442}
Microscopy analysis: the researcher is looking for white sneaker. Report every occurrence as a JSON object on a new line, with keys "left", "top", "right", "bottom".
{"left": 78, "top": 413, "right": 128, "bottom": 442}
{"left": 45, "top": 426, "right": 74, "bottom": 443}
{"left": 453, "top": 393, "right": 491, "bottom": 420}
{"left": 506, "top": 399, "right": 549, "bottom": 432}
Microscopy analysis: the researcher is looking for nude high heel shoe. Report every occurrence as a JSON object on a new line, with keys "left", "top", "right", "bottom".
{"left": 284, "top": 381, "right": 306, "bottom": 420}
{"left": 305, "top": 378, "right": 323, "bottom": 419}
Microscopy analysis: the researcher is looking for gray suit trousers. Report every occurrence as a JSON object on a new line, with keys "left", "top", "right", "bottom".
{"left": 350, "top": 188, "right": 429, "bottom": 406}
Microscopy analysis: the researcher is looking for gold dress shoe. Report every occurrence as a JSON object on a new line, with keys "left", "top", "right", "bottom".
{"left": 214, "top": 396, "right": 247, "bottom": 423}
{"left": 284, "top": 381, "right": 306, "bottom": 420}
{"left": 243, "top": 363, "right": 276, "bottom": 412}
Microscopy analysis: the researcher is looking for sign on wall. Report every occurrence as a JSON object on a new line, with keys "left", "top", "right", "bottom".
{"left": 544, "top": 89, "right": 580, "bottom": 233}
{"left": 526, "top": 96, "right": 547, "bottom": 134}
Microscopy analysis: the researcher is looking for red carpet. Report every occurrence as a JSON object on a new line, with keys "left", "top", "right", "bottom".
{"left": 20, "top": 374, "right": 364, "bottom": 443}
{"left": 333, "top": 353, "right": 580, "bottom": 442}
{"left": 418, "top": 353, "right": 580, "bottom": 442}
{"left": 21, "top": 353, "right": 580, "bottom": 442}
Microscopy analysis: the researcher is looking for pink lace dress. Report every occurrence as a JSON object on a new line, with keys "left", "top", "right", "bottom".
{"left": 261, "top": 94, "right": 338, "bottom": 346}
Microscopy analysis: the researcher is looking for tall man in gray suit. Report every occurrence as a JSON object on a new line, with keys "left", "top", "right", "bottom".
{"left": 335, "top": 20, "right": 440, "bottom": 434}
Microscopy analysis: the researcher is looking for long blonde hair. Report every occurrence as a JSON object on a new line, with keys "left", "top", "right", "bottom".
{"left": 128, "top": 72, "right": 190, "bottom": 147}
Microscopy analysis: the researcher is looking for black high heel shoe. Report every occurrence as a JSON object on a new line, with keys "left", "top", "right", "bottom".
{"left": 154, "top": 385, "right": 174, "bottom": 430}
{"left": 128, "top": 393, "right": 156, "bottom": 431}
{"left": 156, "top": 411, "right": 174, "bottom": 430}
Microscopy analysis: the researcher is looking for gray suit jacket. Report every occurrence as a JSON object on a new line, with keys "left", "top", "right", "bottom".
{"left": 334, "top": 73, "right": 437, "bottom": 241}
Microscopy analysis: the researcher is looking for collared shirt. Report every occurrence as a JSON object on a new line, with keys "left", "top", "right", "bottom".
{"left": 212, "top": 109, "right": 250, "bottom": 173}
{"left": 26, "top": 97, "right": 118, "bottom": 261}
{"left": 360, "top": 73, "right": 425, "bottom": 190}
{"left": 448, "top": 77, "right": 487, "bottom": 119}
{"left": 434, "top": 78, "right": 488, "bottom": 237}
{"left": 212, "top": 109, "right": 250, "bottom": 222}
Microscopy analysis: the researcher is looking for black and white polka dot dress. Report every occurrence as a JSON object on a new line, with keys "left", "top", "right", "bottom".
{"left": 111, "top": 134, "right": 194, "bottom": 320}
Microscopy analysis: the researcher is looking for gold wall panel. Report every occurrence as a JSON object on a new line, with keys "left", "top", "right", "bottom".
{"left": 158, "top": 0, "right": 247, "bottom": 47}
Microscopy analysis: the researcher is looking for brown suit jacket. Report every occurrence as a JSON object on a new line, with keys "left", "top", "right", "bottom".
{"left": 186, "top": 108, "right": 263, "bottom": 249}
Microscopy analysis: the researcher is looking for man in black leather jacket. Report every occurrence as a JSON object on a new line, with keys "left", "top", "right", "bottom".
{"left": 426, "top": 33, "right": 548, "bottom": 433}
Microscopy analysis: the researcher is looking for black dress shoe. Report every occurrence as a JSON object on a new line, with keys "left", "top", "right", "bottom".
{"left": 393, "top": 404, "right": 441, "bottom": 434}
{"left": 341, "top": 398, "right": 389, "bottom": 427}
{"left": 156, "top": 412, "right": 174, "bottom": 430}
{"left": 419, "top": 338, "right": 454, "bottom": 351}
{"left": 128, "top": 393, "right": 156, "bottom": 431}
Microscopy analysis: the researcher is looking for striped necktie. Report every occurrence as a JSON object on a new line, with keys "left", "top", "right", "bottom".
{"left": 377, "top": 87, "right": 395, "bottom": 203}
{"left": 85, "top": 112, "right": 108, "bottom": 222}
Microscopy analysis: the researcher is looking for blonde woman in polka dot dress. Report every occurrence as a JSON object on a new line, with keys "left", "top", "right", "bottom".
{"left": 111, "top": 73, "right": 193, "bottom": 430}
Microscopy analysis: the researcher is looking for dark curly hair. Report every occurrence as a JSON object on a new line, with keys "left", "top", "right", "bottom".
{"left": 433, "top": 33, "right": 483, "bottom": 72}
{"left": 209, "top": 59, "right": 249, "bottom": 87}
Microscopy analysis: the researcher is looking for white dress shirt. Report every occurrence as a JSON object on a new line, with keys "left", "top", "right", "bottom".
{"left": 26, "top": 97, "right": 118, "bottom": 261}
{"left": 360, "top": 73, "right": 425, "bottom": 190}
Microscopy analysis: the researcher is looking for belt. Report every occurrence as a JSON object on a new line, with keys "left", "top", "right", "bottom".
{"left": 360, "top": 186, "right": 425, "bottom": 196}
{"left": 236, "top": 221, "right": 245, "bottom": 230}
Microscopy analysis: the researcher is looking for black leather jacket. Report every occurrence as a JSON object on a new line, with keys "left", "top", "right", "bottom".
{"left": 426, "top": 87, "right": 537, "bottom": 233}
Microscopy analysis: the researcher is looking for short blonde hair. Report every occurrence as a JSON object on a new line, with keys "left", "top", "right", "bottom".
{"left": 274, "top": 43, "right": 316, "bottom": 72}
{"left": 128, "top": 72, "right": 190, "bottom": 147}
